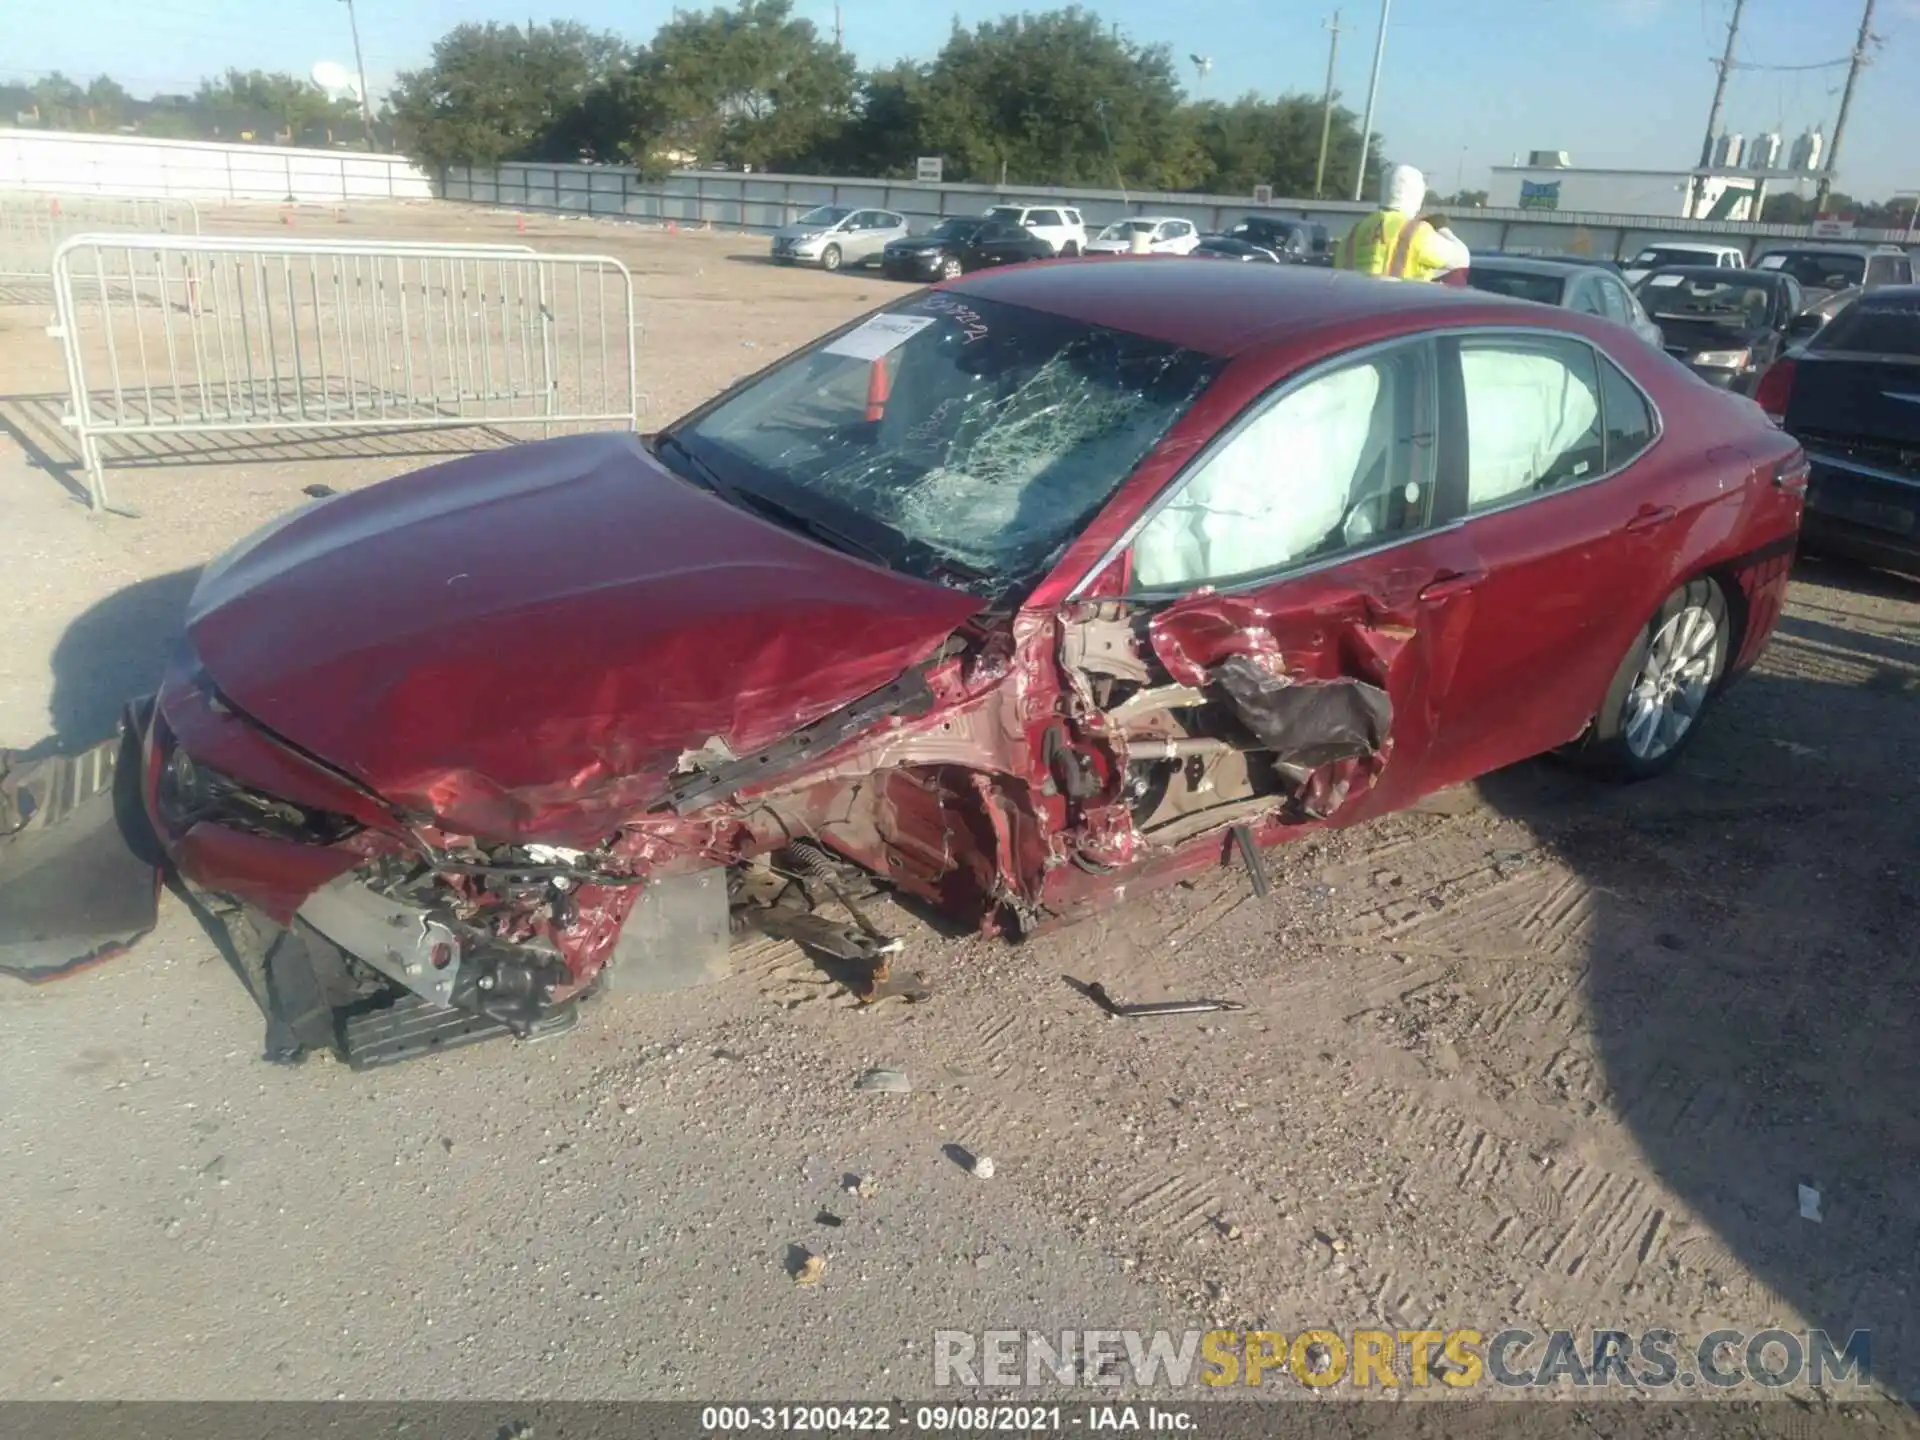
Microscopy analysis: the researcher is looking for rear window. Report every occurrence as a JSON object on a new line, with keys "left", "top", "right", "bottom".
{"left": 1465, "top": 268, "right": 1565, "bottom": 306}
{"left": 1809, "top": 297, "right": 1920, "bottom": 358}
{"left": 1755, "top": 251, "right": 1866, "bottom": 289}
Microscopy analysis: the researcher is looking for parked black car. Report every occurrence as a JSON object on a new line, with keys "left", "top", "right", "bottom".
{"left": 1750, "top": 243, "right": 1913, "bottom": 307}
{"left": 880, "top": 218, "right": 1053, "bottom": 281}
{"left": 1759, "top": 285, "right": 1920, "bottom": 575}
{"left": 1219, "top": 216, "right": 1331, "bottom": 265}
{"left": 1189, "top": 236, "right": 1284, "bottom": 263}
{"left": 1633, "top": 266, "right": 1807, "bottom": 394}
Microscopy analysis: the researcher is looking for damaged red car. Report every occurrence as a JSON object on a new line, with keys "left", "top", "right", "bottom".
{"left": 120, "top": 260, "right": 1806, "bottom": 1067}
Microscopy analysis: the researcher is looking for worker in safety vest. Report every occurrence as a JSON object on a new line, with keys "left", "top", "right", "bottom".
{"left": 1335, "top": 163, "right": 1470, "bottom": 280}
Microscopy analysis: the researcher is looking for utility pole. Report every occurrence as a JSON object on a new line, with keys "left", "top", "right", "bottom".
{"left": 833, "top": 2, "right": 843, "bottom": 49}
{"left": 1314, "top": 9, "right": 1343, "bottom": 199}
{"left": 1814, "top": 0, "right": 1879, "bottom": 215}
{"left": 1351, "top": 0, "right": 1390, "bottom": 202}
{"left": 1687, "top": 0, "right": 1744, "bottom": 219}
{"left": 341, "top": 0, "right": 376, "bottom": 152}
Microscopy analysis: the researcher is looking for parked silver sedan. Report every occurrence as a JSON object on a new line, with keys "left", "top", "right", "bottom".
{"left": 1462, "top": 254, "right": 1665, "bottom": 350}
{"left": 769, "top": 206, "right": 910, "bottom": 272}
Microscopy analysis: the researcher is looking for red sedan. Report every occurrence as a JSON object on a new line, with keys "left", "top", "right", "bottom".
{"left": 135, "top": 261, "right": 1808, "bottom": 1066}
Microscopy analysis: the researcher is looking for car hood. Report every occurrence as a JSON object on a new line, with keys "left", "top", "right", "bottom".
{"left": 887, "top": 236, "right": 955, "bottom": 253}
{"left": 183, "top": 432, "right": 982, "bottom": 842}
{"left": 774, "top": 225, "right": 832, "bottom": 243}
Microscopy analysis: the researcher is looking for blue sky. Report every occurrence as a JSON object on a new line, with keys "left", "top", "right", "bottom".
{"left": 9, "top": 0, "right": 1920, "bottom": 199}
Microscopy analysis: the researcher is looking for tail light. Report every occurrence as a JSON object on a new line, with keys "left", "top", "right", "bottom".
{"left": 1753, "top": 357, "right": 1796, "bottom": 425}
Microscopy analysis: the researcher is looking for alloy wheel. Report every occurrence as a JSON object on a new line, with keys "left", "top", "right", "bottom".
{"left": 1622, "top": 603, "right": 1720, "bottom": 761}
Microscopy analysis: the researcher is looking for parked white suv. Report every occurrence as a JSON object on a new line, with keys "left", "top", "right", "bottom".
{"left": 1083, "top": 216, "right": 1203, "bottom": 256}
{"left": 982, "top": 205, "right": 1088, "bottom": 256}
{"left": 1622, "top": 242, "right": 1745, "bottom": 286}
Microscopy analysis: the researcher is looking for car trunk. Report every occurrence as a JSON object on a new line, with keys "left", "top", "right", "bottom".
{"left": 1787, "top": 354, "right": 1920, "bottom": 473}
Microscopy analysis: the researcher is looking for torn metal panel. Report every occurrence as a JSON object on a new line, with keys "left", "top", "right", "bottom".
{"left": 1060, "top": 606, "right": 1153, "bottom": 683}
{"left": 1211, "top": 655, "right": 1393, "bottom": 771}
{"left": 661, "top": 667, "right": 937, "bottom": 813}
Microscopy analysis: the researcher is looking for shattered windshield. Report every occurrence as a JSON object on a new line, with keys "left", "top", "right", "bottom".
{"left": 671, "top": 293, "right": 1222, "bottom": 597}
{"left": 797, "top": 205, "right": 852, "bottom": 227}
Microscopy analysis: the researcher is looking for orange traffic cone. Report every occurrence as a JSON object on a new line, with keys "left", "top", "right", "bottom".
{"left": 865, "top": 358, "right": 890, "bottom": 422}
{"left": 49, "top": 198, "right": 61, "bottom": 219}
{"left": 516, "top": 212, "right": 526, "bottom": 232}
{"left": 667, "top": 220, "right": 679, "bottom": 236}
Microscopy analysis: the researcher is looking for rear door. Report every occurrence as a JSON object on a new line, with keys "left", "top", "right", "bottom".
{"left": 1088, "top": 335, "right": 1484, "bottom": 842}
{"left": 1420, "top": 329, "right": 1692, "bottom": 789}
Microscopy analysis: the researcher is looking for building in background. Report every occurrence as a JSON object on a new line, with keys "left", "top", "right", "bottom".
{"left": 1491, "top": 149, "right": 1823, "bottom": 220}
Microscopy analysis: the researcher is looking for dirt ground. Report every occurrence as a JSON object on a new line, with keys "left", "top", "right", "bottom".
{"left": 2, "top": 201, "right": 1918, "bottom": 1408}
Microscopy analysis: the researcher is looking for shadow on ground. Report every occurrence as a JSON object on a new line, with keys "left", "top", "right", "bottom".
{"left": 1476, "top": 568, "right": 1920, "bottom": 1397}
{"left": 34, "top": 567, "right": 202, "bottom": 759}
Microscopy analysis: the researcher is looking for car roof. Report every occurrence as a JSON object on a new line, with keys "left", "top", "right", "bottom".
{"left": 1635, "top": 241, "right": 1740, "bottom": 252}
{"left": 949, "top": 259, "right": 1601, "bottom": 357}
{"left": 1854, "top": 283, "right": 1920, "bottom": 306}
{"left": 1469, "top": 256, "right": 1596, "bottom": 276}
{"left": 1755, "top": 242, "right": 1900, "bottom": 256}
{"left": 1640, "top": 265, "right": 1787, "bottom": 282}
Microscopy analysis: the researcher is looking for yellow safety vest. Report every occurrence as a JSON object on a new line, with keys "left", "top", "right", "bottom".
{"left": 1337, "top": 211, "right": 1449, "bottom": 281}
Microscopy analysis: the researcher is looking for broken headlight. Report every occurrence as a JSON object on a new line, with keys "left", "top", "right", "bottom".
{"left": 157, "top": 744, "right": 362, "bottom": 845}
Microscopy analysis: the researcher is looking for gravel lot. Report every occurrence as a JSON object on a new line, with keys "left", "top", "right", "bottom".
{"left": 2, "top": 202, "right": 1918, "bottom": 1409}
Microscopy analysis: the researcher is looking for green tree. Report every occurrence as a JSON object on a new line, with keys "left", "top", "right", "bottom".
{"left": 29, "top": 72, "right": 88, "bottom": 129}
{"left": 387, "top": 22, "right": 634, "bottom": 168}
{"left": 83, "top": 75, "right": 134, "bottom": 130}
{"left": 1188, "top": 93, "right": 1375, "bottom": 198}
{"left": 914, "top": 8, "right": 1203, "bottom": 189}
{"left": 195, "top": 70, "right": 359, "bottom": 143}
{"left": 625, "top": 0, "right": 857, "bottom": 172}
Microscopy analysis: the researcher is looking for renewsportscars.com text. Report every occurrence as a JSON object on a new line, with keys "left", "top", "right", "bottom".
{"left": 932, "top": 1327, "right": 1873, "bottom": 1390}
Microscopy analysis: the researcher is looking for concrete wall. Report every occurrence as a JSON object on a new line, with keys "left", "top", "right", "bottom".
{"left": 0, "top": 129, "right": 434, "bottom": 202}
{"left": 443, "top": 160, "right": 1920, "bottom": 266}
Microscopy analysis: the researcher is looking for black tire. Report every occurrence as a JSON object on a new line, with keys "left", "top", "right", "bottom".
{"left": 1566, "top": 576, "right": 1731, "bottom": 782}
{"left": 1061, "top": 241, "right": 1080, "bottom": 257}
{"left": 939, "top": 256, "right": 963, "bottom": 281}
{"left": 820, "top": 243, "right": 842, "bottom": 272}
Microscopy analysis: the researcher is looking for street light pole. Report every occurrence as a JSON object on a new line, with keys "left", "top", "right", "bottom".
{"left": 341, "top": 0, "right": 377, "bottom": 151}
{"left": 1313, "top": 9, "right": 1343, "bottom": 199}
{"left": 1351, "top": 0, "right": 1390, "bottom": 202}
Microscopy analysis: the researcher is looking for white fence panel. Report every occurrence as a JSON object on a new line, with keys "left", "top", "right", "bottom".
{"left": 50, "top": 233, "right": 638, "bottom": 512}
{"left": 0, "top": 129, "right": 433, "bottom": 202}
{"left": 0, "top": 191, "right": 201, "bottom": 279}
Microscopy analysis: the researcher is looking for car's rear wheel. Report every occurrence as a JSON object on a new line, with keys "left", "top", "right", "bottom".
{"left": 820, "top": 243, "right": 842, "bottom": 272}
{"left": 939, "top": 256, "right": 963, "bottom": 280}
{"left": 1061, "top": 241, "right": 1080, "bottom": 257}
{"left": 1569, "top": 577, "right": 1731, "bottom": 781}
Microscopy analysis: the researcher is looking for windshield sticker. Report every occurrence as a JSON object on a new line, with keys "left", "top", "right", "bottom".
{"left": 824, "top": 313, "right": 937, "bottom": 362}
{"left": 911, "top": 293, "right": 991, "bottom": 342}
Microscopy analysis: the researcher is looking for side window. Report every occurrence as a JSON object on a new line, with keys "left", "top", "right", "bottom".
{"left": 1597, "top": 278, "right": 1633, "bottom": 324}
{"left": 1897, "top": 256, "right": 1915, "bottom": 284}
{"left": 845, "top": 210, "right": 874, "bottom": 229}
{"left": 1063, "top": 209, "right": 1083, "bottom": 226}
{"left": 1167, "top": 220, "right": 1194, "bottom": 239}
{"left": 1131, "top": 342, "right": 1437, "bottom": 590}
{"left": 1598, "top": 359, "right": 1656, "bottom": 469}
{"left": 1458, "top": 334, "right": 1605, "bottom": 513}
{"left": 1567, "top": 277, "right": 1606, "bottom": 316}
{"left": 1030, "top": 208, "right": 1063, "bottom": 228}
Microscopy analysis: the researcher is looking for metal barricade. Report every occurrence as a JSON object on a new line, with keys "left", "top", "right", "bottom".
{"left": 0, "top": 192, "right": 201, "bottom": 279}
{"left": 49, "top": 234, "right": 640, "bottom": 512}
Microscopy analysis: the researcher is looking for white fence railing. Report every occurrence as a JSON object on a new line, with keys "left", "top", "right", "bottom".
{"left": 1, "top": 191, "right": 202, "bottom": 279}
{"left": 0, "top": 129, "right": 434, "bottom": 202}
{"left": 49, "top": 234, "right": 639, "bottom": 512}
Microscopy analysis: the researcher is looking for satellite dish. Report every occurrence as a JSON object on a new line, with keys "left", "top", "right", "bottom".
{"left": 310, "top": 60, "right": 358, "bottom": 97}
